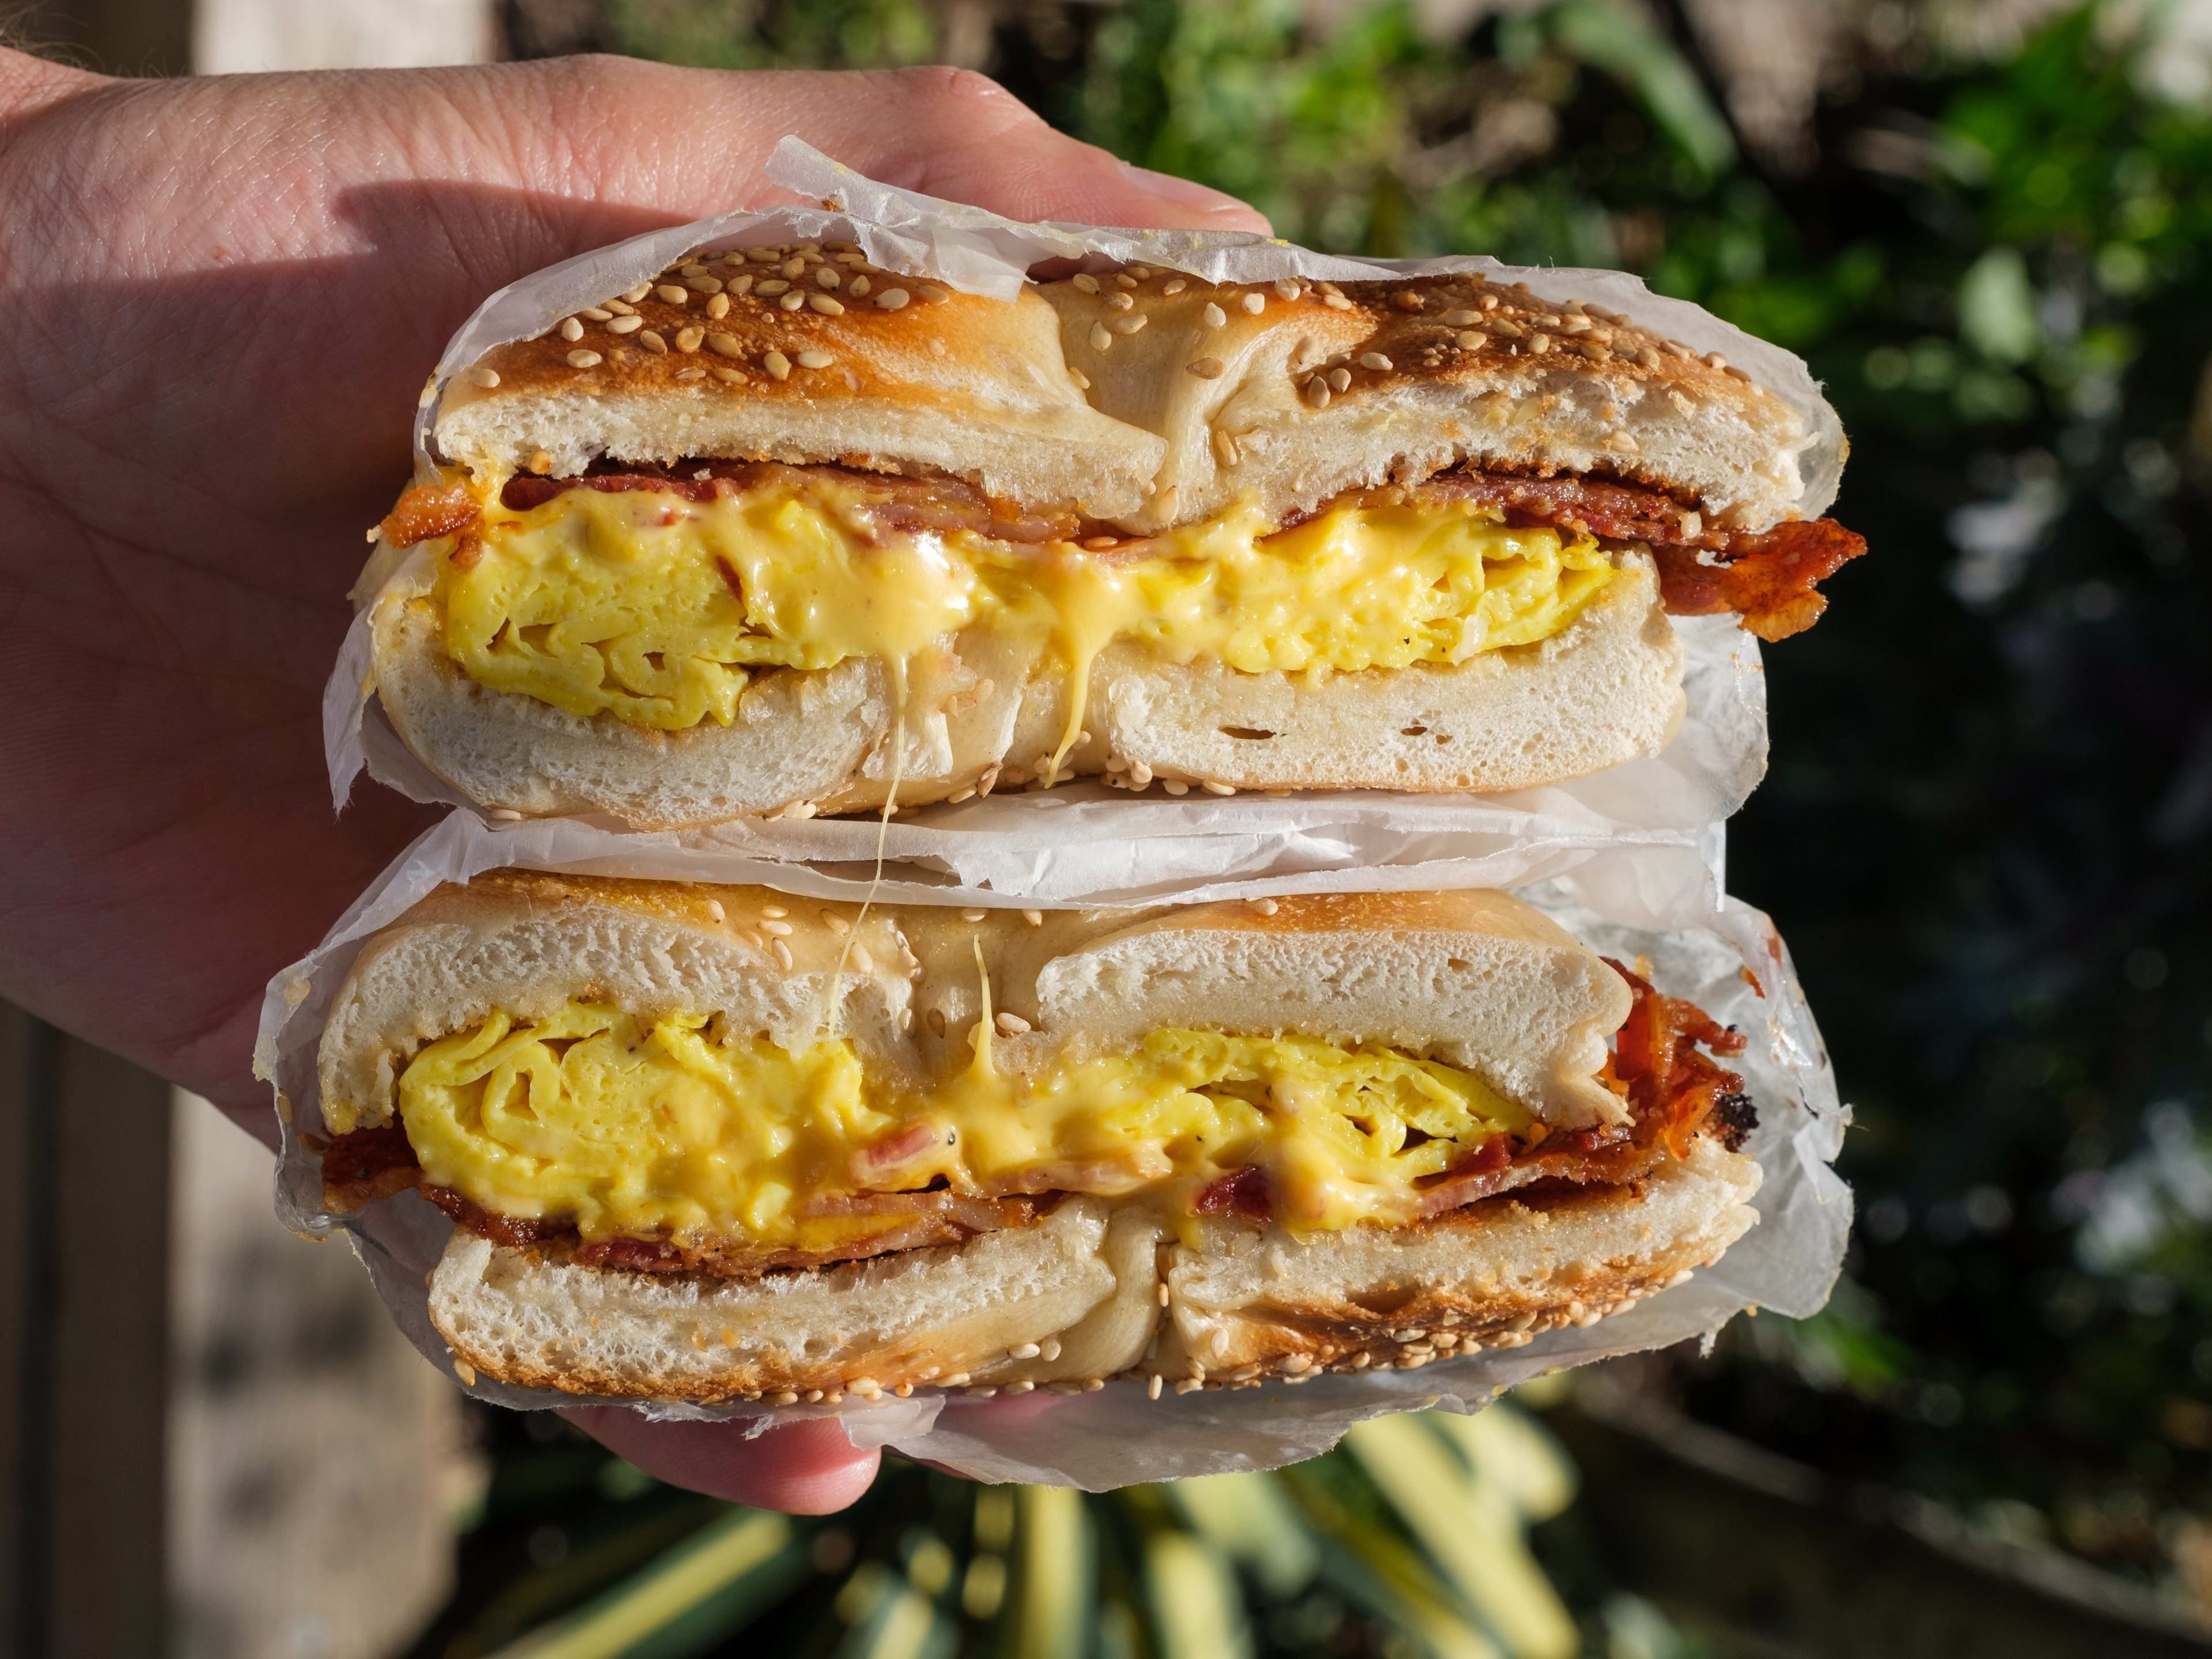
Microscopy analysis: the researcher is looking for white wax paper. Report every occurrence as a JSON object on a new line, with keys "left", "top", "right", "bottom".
{"left": 255, "top": 819, "right": 1849, "bottom": 1490}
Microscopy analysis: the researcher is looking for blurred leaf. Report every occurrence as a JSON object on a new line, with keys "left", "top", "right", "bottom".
{"left": 1145, "top": 1531, "right": 1253, "bottom": 1659}
{"left": 1166, "top": 1471, "right": 1320, "bottom": 1597}
{"left": 487, "top": 1509, "right": 797, "bottom": 1659}
{"left": 1346, "top": 1415, "right": 1578, "bottom": 1659}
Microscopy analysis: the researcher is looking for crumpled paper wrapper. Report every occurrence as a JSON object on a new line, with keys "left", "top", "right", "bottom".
{"left": 328, "top": 137, "right": 1833, "bottom": 846}
{"left": 256, "top": 817, "right": 1849, "bottom": 1490}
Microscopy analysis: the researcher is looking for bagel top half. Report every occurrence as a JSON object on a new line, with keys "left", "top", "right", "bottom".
{"left": 431, "top": 255, "right": 1823, "bottom": 536}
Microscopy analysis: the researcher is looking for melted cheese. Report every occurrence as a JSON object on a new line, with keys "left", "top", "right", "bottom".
{"left": 434, "top": 476, "right": 1615, "bottom": 736}
{"left": 396, "top": 1003, "right": 1533, "bottom": 1253}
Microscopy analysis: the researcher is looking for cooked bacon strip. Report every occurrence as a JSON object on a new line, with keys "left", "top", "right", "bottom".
{"left": 496, "top": 460, "right": 1079, "bottom": 546}
{"left": 1414, "top": 468, "right": 1865, "bottom": 642}
{"left": 321, "top": 1123, "right": 424, "bottom": 1210}
{"left": 1603, "top": 958, "right": 1751, "bottom": 1160}
{"left": 1648, "top": 519, "right": 1866, "bottom": 642}
{"left": 378, "top": 482, "right": 480, "bottom": 547}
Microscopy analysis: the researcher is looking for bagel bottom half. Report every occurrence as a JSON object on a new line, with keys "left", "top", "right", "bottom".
{"left": 426, "top": 1138, "right": 1759, "bottom": 1404}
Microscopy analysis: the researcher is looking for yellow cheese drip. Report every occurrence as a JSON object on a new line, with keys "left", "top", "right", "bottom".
{"left": 396, "top": 1003, "right": 1533, "bottom": 1252}
{"left": 433, "top": 477, "right": 1615, "bottom": 734}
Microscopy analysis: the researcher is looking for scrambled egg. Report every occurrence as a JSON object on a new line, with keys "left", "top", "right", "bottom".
{"left": 396, "top": 1002, "right": 1532, "bottom": 1252}
{"left": 433, "top": 475, "right": 1616, "bottom": 733}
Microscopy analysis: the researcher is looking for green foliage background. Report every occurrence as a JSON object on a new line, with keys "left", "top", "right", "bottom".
{"left": 438, "top": 0, "right": 2212, "bottom": 1647}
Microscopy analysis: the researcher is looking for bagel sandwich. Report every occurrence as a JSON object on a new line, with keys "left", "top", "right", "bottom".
{"left": 359, "top": 250, "right": 1865, "bottom": 828}
{"left": 313, "top": 873, "right": 1763, "bottom": 1404}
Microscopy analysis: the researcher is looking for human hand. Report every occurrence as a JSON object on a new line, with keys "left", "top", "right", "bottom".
{"left": 0, "top": 48, "right": 1264, "bottom": 1511}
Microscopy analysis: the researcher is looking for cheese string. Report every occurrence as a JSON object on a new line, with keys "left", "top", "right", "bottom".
{"left": 817, "top": 656, "right": 907, "bottom": 1041}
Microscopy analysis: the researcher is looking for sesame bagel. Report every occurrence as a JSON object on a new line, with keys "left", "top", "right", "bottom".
{"left": 316, "top": 873, "right": 1763, "bottom": 1405}
{"left": 354, "top": 239, "right": 1861, "bottom": 828}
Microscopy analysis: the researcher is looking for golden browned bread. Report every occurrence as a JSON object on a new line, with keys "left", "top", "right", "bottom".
{"left": 426, "top": 1144, "right": 1758, "bottom": 1403}
{"left": 432, "top": 251, "right": 1816, "bottom": 535}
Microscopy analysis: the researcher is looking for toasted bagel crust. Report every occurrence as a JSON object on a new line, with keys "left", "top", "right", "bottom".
{"left": 425, "top": 1142, "right": 1759, "bottom": 1402}
{"left": 436, "top": 260, "right": 1815, "bottom": 534}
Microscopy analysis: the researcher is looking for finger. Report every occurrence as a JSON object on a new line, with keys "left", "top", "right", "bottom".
{"left": 436, "top": 58, "right": 1269, "bottom": 237}
{"left": 565, "top": 1408, "right": 881, "bottom": 1514}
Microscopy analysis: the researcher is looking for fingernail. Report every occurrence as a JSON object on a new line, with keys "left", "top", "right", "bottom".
{"left": 1118, "top": 161, "right": 1260, "bottom": 218}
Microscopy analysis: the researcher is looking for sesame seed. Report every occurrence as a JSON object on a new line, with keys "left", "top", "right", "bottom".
{"left": 1089, "top": 322, "right": 1113, "bottom": 351}
{"left": 779, "top": 292, "right": 806, "bottom": 312}
{"left": 1240, "top": 291, "right": 1265, "bottom": 314}
{"left": 1203, "top": 779, "right": 1236, "bottom": 796}
{"left": 1005, "top": 1380, "right": 1035, "bottom": 1396}
{"left": 1304, "top": 376, "right": 1330, "bottom": 409}
{"left": 1067, "top": 366, "right": 1090, "bottom": 390}
{"left": 849, "top": 276, "right": 870, "bottom": 297}
{"left": 1148, "top": 1373, "right": 1164, "bottom": 1399}
{"left": 917, "top": 284, "right": 950, "bottom": 303}
{"left": 1071, "top": 273, "right": 1101, "bottom": 294}
{"left": 1530, "top": 333, "right": 1552, "bottom": 354}
{"left": 621, "top": 283, "right": 651, "bottom": 304}
{"left": 675, "top": 325, "right": 704, "bottom": 353}
{"left": 706, "top": 332, "right": 743, "bottom": 359}
{"left": 1254, "top": 897, "right": 1279, "bottom": 915}
{"left": 1105, "top": 290, "right": 1134, "bottom": 312}
{"left": 781, "top": 257, "right": 805, "bottom": 279}
{"left": 874, "top": 287, "right": 911, "bottom": 310}
{"left": 467, "top": 365, "right": 500, "bottom": 389}
{"left": 579, "top": 307, "right": 613, "bottom": 322}
{"left": 755, "top": 279, "right": 789, "bottom": 296}
{"left": 528, "top": 450, "right": 552, "bottom": 474}
{"left": 1457, "top": 331, "right": 1486, "bottom": 350}
{"left": 607, "top": 314, "right": 643, "bottom": 335}
{"left": 809, "top": 293, "right": 844, "bottom": 316}
{"left": 1111, "top": 313, "right": 1147, "bottom": 334}
{"left": 638, "top": 329, "right": 668, "bottom": 354}
{"left": 760, "top": 916, "right": 792, "bottom": 934}
{"left": 558, "top": 317, "right": 584, "bottom": 341}
{"left": 706, "top": 293, "right": 731, "bottom": 319}
{"left": 796, "top": 349, "right": 834, "bottom": 369}
{"left": 1115, "top": 272, "right": 1138, "bottom": 289}
{"left": 1202, "top": 302, "right": 1227, "bottom": 328}
{"left": 1609, "top": 430, "right": 1641, "bottom": 452}
{"left": 679, "top": 262, "right": 707, "bottom": 276}
{"left": 1703, "top": 351, "right": 1727, "bottom": 369}
{"left": 744, "top": 247, "right": 779, "bottom": 263}
{"left": 815, "top": 266, "right": 841, "bottom": 290}
{"left": 771, "top": 938, "right": 793, "bottom": 970}
{"left": 763, "top": 350, "right": 791, "bottom": 380}
{"left": 675, "top": 366, "right": 706, "bottom": 380}
{"left": 1163, "top": 779, "right": 1189, "bottom": 795}
{"left": 1211, "top": 427, "right": 1241, "bottom": 467}
{"left": 685, "top": 275, "right": 723, "bottom": 295}
{"left": 1273, "top": 279, "right": 1300, "bottom": 301}
{"left": 566, "top": 349, "right": 601, "bottom": 368}
{"left": 726, "top": 275, "right": 753, "bottom": 297}
{"left": 1008, "top": 1342, "right": 1041, "bottom": 1359}
{"left": 1328, "top": 366, "right": 1351, "bottom": 392}
{"left": 1186, "top": 357, "right": 1224, "bottom": 378}
{"left": 1359, "top": 351, "right": 1392, "bottom": 371}
{"left": 705, "top": 899, "right": 726, "bottom": 922}
{"left": 1392, "top": 290, "right": 1425, "bottom": 311}
{"left": 1442, "top": 308, "right": 1481, "bottom": 326}
{"left": 1162, "top": 278, "right": 1187, "bottom": 294}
